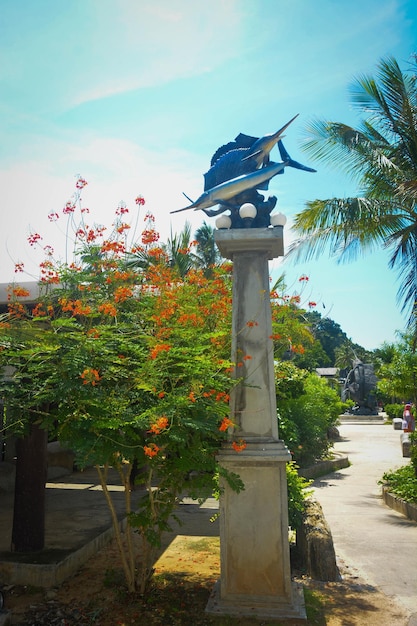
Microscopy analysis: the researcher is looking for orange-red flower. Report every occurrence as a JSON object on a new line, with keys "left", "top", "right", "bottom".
{"left": 144, "top": 443, "right": 160, "bottom": 458}
{"left": 75, "top": 176, "right": 88, "bottom": 189}
{"left": 32, "top": 303, "right": 53, "bottom": 318}
{"left": 98, "top": 302, "right": 117, "bottom": 317}
{"left": 116, "top": 223, "right": 131, "bottom": 234}
{"left": 148, "top": 416, "right": 169, "bottom": 434}
{"left": 219, "top": 417, "right": 233, "bottom": 432}
{"left": 141, "top": 229, "right": 160, "bottom": 245}
{"left": 63, "top": 201, "right": 76, "bottom": 214}
{"left": 150, "top": 343, "right": 171, "bottom": 359}
{"left": 7, "top": 302, "right": 26, "bottom": 318}
{"left": 10, "top": 287, "right": 30, "bottom": 298}
{"left": 101, "top": 240, "right": 126, "bottom": 255}
{"left": 114, "top": 286, "right": 133, "bottom": 303}
{"left": 80, "top": 368, "right": 101, "bottom": 386}
{"left": 59, "top": 298, "right": 92, "bottom": 316}
{"left": 28, "top": 232, "right": 42, "bottom": 246}
{"left": 232, "top": 439, "right": 247, "bottom": 453}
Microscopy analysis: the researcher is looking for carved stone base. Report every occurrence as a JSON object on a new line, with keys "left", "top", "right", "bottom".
{"left": 207, "top": 441, "right": 306, "bottom": 620}
{"left": 206, "top": 580, "right": 306, "bottom": 620}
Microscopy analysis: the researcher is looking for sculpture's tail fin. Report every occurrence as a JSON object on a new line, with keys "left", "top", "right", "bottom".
{"left": 278, "top": 141, "right": 316, "bottom": 172}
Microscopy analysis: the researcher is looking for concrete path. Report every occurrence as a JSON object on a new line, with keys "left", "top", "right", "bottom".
{"left": 312, "top": 422, "right": 417, "bottom": 624}
{"left": 1, "top": 421, "right": 416, "bottom": 623}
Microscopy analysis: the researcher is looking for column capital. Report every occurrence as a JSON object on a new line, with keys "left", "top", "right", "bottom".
{"left": 214, "top": 227, "right": 284, "bottom": 260}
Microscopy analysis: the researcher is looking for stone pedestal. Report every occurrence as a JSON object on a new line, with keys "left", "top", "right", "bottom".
{"left": 206, "top": 228, "right": 306, "bottom": 620}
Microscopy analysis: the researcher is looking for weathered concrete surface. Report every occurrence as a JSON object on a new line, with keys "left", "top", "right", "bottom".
{"left": 229, "top": 248, "right": 279, "bottom": 440}
{"left": 299, "top": 451, "right": 349, "bottom": 480}
{"left": 401, "top": 431, "right": 411, "bottom": 457}
{"left": 211, "top": 229, "right": 304, "bottom": 620}
{"left": 217, "top": 444, "right": 292, "bottom": 601}
{"left": 312, "top": 422, "right": 417, "bottom": 623}
{"left": 296, "top": 498, "right": 340, "bottom": 582}
{"left": 214, "top": 226, "right": 284, "bottom": 260}
{"left": 382, "top": 487, "right": 417, "bottom": 523}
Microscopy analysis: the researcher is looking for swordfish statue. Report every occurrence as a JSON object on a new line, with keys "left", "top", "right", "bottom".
{"left": 171, "top": 114, "right": 316, "bottom": 228}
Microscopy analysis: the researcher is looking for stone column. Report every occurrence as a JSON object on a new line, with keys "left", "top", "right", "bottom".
{"left": 206, "top": 227, "right": 305, "bottom": 620}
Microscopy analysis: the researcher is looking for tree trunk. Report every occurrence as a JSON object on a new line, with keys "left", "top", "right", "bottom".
{"left": 11, "top": 422, "right": 47, "bottom": 552}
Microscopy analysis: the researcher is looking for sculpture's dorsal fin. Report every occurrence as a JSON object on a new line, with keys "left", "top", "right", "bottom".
{"left": 234, "top": 132, "right": 259, "bottom": 147}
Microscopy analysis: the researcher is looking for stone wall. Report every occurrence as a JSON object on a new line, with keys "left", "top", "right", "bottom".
{"left": 294, "top": 498, "right": 341, "bottom": 582}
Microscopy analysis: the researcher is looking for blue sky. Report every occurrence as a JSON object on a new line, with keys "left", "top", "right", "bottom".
{"left": 0, "top": 0, "right": 416, "bottom": 350}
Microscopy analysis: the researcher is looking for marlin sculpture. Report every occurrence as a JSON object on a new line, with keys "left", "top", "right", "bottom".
{"left": 171, "top": 115, "right": 316, "bottom": 215}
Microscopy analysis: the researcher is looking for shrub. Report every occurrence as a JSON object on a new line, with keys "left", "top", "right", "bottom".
{"left": 384, "top": 403, "right": 404, "bottom": 419}
{"left": 341, "top": 398, "right": 354, "bottom": 413}
{"left": 278, "top": 372, "right": 343, "bottom": 467}
{"left": 286, "top": 462, "right": 312, "bottom": 530}
{"left": 411, "top": 432, "right": 417, "bottom": 478}
{"left": 380, "top": 463, "right": 417, "bottom": 504}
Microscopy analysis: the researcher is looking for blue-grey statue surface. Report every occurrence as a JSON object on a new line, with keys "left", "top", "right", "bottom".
{"left": 341, "top": 360, "right": 378, "bottom": 415}
{"left": 171, "top": 114, "right": 316, "bottom": 228}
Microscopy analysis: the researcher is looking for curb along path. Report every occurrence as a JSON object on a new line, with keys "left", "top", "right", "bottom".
{"left": 312, "top": 422, "right": 417, "bottom": 624}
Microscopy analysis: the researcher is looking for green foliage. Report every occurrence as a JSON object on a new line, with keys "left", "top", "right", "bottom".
{"left": 381, "top": 462, "right": 417, "bottom": 504}
{"left": 0, "top": 177, "right": 363, "bottom": 593}
{"left": 286, "top": 462, "right": 312, "bottom": 530}
{"left": 303, "top": 311, "right": 349, "bottom": 365}
{"left": 292, "top": 55, "right": 417, "bottom": 327}
{"left": 411, "top": 432, "right": 417, "bottom": 477}
{"left": 0, "top": 194, "right": 240, "bottom": 592}
{"left": 275, "top": 361, "right": 308, "bottom": 401}
{"left": 376, "top": 332, "right": 417, "bottom": 405}
{"left": 278, "top": 372, "right": 343, "bottom": 467}
{"left": 384, "top": 403, "right": 405, "bottom": 419}
{"left": 341, "top": 398, "right": 354, "bottom": 413}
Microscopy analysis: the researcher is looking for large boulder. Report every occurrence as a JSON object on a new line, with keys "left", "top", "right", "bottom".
{"left": 295, "top": 497, "right": 340, "bottom": 582}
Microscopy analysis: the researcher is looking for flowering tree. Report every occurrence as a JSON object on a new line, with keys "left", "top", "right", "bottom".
{"left": 0, "top": 178, "right": 243, "bottom": 591}
{"left": 0, "top": 176, "right": 323, "bottom": 591}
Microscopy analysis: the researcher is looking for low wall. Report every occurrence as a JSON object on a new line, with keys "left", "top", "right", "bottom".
{"left": 298, "top": 453, "right": 349, "bottom": 480}
{"left": 0, "top": 518, "right": 128, "bottom": 588}
{"left": 382, "top": 487, "right": 417, "bottom": 523}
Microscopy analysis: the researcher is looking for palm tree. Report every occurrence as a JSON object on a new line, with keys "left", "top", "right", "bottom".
{"left": 194, "top": 222, "right": 222, "bottom": 274}
{"left": 290, "top": 55, "right": 417, "bottom": 325}
{"left": 163, "top": 222, "right": 199, "bottom": 278}
{"left": 128, "top": 222, "right": 200, "bottom": 278}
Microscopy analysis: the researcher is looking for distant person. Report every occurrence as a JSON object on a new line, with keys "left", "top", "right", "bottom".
{"left": 402, "top": 403, "right": 415, "bottom": 432}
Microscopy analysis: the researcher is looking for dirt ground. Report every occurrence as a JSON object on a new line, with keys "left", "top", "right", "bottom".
{"left": 2, "top": 534, "right": 410, "bottom": 626}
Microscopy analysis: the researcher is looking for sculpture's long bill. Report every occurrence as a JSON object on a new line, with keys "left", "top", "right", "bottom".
{"left": 241, "top": 114, "right": 299, "bottom": 167}
{"left": 171, "top": 162, "right": 286, "bottom": 213}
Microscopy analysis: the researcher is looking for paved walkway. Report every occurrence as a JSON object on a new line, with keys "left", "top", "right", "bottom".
{"left": 1, "top": 421, "right": 416, "bottom": 623}
{"left": 312, "top": 421, "right": 417, "bottom": 624}
{"left": 0, "top": 467, "right": 127, "bottom": 556}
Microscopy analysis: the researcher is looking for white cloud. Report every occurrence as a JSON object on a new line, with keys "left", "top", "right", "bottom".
{"left": 0, "top": 132, "right": 209, "bottom": 283}
{"left": 1, "top": 0, "right": 246, "bottom": 114}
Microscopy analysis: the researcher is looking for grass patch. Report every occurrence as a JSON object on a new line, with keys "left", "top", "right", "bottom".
{"left": 304, "top": 587, "right": 326, "bottom": 625}
{"left": 380, "top": 463, "right": 417, "bottom": 504}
